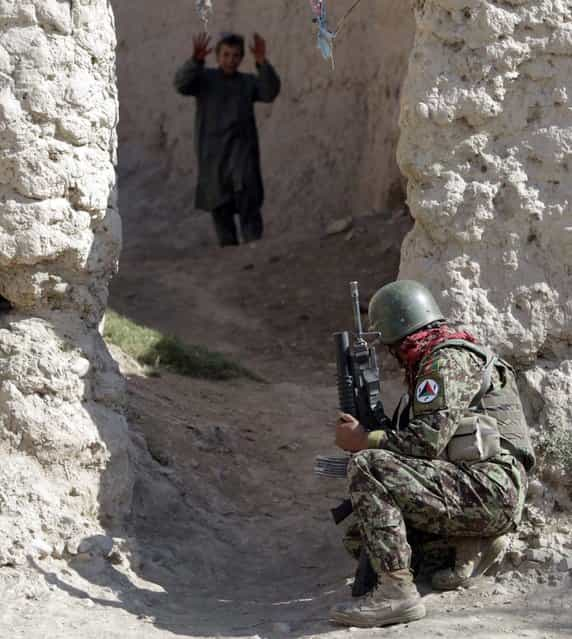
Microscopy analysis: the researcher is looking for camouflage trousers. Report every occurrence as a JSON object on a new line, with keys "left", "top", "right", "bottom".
{"left": 347, "top": 449, "right": 527, "bottom": 574}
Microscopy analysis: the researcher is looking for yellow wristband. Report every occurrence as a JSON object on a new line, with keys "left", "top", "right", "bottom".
{"left": 367, "top": 430, "right": 387, "bottom": 449}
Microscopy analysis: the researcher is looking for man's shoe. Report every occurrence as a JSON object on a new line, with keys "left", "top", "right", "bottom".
{"left": 330, "top": 568, "right": 426, "bottom": 628}
{"left": 432, "top": 535, "right": 509, "bottom": 591}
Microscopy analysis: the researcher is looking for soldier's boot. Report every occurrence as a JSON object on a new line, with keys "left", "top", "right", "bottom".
{"left": 432, "top": 535, "right": 509, "bottom": 591}
{"left": 330, "top": 568, "right": 426, "bottom": 628}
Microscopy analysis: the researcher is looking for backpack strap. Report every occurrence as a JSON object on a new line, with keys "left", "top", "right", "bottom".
{"left": 469, "top": 355, "right": 496, "bottom": 408}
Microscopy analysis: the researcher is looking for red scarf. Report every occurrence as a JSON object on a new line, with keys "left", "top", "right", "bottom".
{"left": 396, "top": 325, "right": 478, "bottom": 389}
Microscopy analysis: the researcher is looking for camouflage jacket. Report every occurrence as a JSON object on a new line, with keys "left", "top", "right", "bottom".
{"left": 367, "top": 343, "right": 535, "bottom": 471}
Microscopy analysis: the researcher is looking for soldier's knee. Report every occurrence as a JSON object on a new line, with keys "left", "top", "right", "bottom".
{"left": 348, "top": 448, "right": 399, "bottom": 480}
{"left": 348, "top": 449, "right": 375, "bottom": 474}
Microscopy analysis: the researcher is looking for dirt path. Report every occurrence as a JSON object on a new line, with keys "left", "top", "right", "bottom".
{"left": 2, "top": 210, "right": 572, "bottom": 638}
{"left": 110, "top": 209, "right": 410, "bottom": 382}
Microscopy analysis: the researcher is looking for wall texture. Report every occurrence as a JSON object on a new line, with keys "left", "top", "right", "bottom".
{"left": 398, "top": 0, "right": 572, "bottom": 489}
{"left": 111, "top": 0, "right": 415, "bottom": 255}
{"left": 0, "top": 0, "right": 130, "bottom": 565}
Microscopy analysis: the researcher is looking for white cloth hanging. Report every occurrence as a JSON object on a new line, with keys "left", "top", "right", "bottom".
{"left": 196, "top": 0, "right": 213, "bottom": 29}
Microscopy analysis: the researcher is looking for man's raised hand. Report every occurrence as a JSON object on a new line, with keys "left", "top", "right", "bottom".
{"left": 193, "top": 33, "right": 212, "bottom": 62}
{"left": 250, "top": 33, "right": 267, "bottom": 65}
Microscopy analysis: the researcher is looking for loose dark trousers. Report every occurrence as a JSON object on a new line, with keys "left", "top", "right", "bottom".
{"left": 212, "top": 193, "right": 263, "bottom": 247}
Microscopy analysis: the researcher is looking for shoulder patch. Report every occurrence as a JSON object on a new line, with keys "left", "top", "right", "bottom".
{"left": 413, "top": 372, "right": 446, "bottom": 415}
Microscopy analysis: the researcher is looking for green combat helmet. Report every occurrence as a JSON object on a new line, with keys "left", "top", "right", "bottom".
{"left": 368, "top": 280, "right": 445, "bottom": 345}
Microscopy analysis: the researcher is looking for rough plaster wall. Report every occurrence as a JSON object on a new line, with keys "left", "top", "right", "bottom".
{"left": 0, "top": 0, "right": 130, "bottom": 565}
{"left": 111, "top": 0, "right": 414, "bottom": 256}
{"left": 398, "top": 1, "right": 572, "bottom": 486}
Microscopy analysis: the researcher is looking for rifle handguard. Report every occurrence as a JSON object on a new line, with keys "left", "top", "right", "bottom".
{"left": 335, "top": 332, "right": 357, "bottom": 416}
{"left": 337, "top": 375, "right": 355, "bottom": 415}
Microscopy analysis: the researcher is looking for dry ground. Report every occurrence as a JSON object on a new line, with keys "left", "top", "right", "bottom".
{"left": 1, "top": 209, "right": 571, "bottom": 638}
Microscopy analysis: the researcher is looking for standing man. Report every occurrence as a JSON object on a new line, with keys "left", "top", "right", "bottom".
{"left": 174, "top": 32, "right": 281, "bottom": 247}
{"left": 330, "top": 280, "right": 535, "bottom": 628}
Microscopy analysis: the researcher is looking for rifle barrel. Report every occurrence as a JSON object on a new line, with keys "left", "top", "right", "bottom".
{"left": 350, "top": 281, "right": 363, "bottom": 337}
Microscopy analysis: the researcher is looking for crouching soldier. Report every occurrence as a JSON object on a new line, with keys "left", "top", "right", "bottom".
{"left": 330, "top": 280, "right": 535, "bottom": 628}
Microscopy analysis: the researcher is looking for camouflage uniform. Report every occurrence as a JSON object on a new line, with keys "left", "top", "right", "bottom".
{"left": 347, "top": 343, "right": 533, "bottom": 576}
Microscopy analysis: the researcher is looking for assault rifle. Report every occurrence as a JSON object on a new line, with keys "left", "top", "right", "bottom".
{"left": 335, "top": 281, "right": 387, "bottom": 430}
{"left": 314, "top": 281, "right": 388, "bottom": 481}
{"left": 315, "top": 281, "right": 390, "bottom": 597}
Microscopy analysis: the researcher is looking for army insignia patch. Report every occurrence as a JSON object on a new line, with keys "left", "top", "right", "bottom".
{"left": 415, "top": 379, "right": 440, "bottom": 404}
{"left": 413, "top": 372, "right": 446, "bottom": 415}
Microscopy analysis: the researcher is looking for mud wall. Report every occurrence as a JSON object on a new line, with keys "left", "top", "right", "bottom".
{"left": 111, "top": 0, "right": 414, "bottom": 255}
{"left": 398, "top": 1, "right": 572, "bottom": 490}
{"left": 0, "top": 0, "right": 130, "bottom": 564}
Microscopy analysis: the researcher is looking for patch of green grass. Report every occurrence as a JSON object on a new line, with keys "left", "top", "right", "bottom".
{"left": 104, "top": 310, "right": 261, "bottom": 381}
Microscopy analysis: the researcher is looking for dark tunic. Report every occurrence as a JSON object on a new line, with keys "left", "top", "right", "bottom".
{"left": 174, "top": 58, "right": 281, "bottom": 212}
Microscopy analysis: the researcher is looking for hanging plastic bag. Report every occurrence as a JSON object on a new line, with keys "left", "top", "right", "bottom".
{"left": 307, "top": 0, "right": 364, "bottom": 70}
{"left": 308, "top": 0, "right": 336, "bottom": 69}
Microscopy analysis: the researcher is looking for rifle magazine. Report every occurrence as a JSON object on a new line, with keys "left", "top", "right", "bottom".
{"left": 313, "top": 454, "right": 350, "bottom": 478}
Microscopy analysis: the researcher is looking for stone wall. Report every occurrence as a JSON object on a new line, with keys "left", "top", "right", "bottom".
{"left": 111, "top": 0, "right": 414, "bottom": 255}
{"left": 398, "top": 0, "right": 572, "bottom": 492}
{"left": 0, "top": 0, "right": 130, "bottom": 565}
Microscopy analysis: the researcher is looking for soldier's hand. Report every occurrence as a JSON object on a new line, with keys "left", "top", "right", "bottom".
{"left": 250, "top": 33, "right": 267, "bottom": 64}
{"left": 193, "top": 33, "right": 212, "bottom": 61}
{"left": 335, "top": 413, "right": 368, "bottom": 453}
